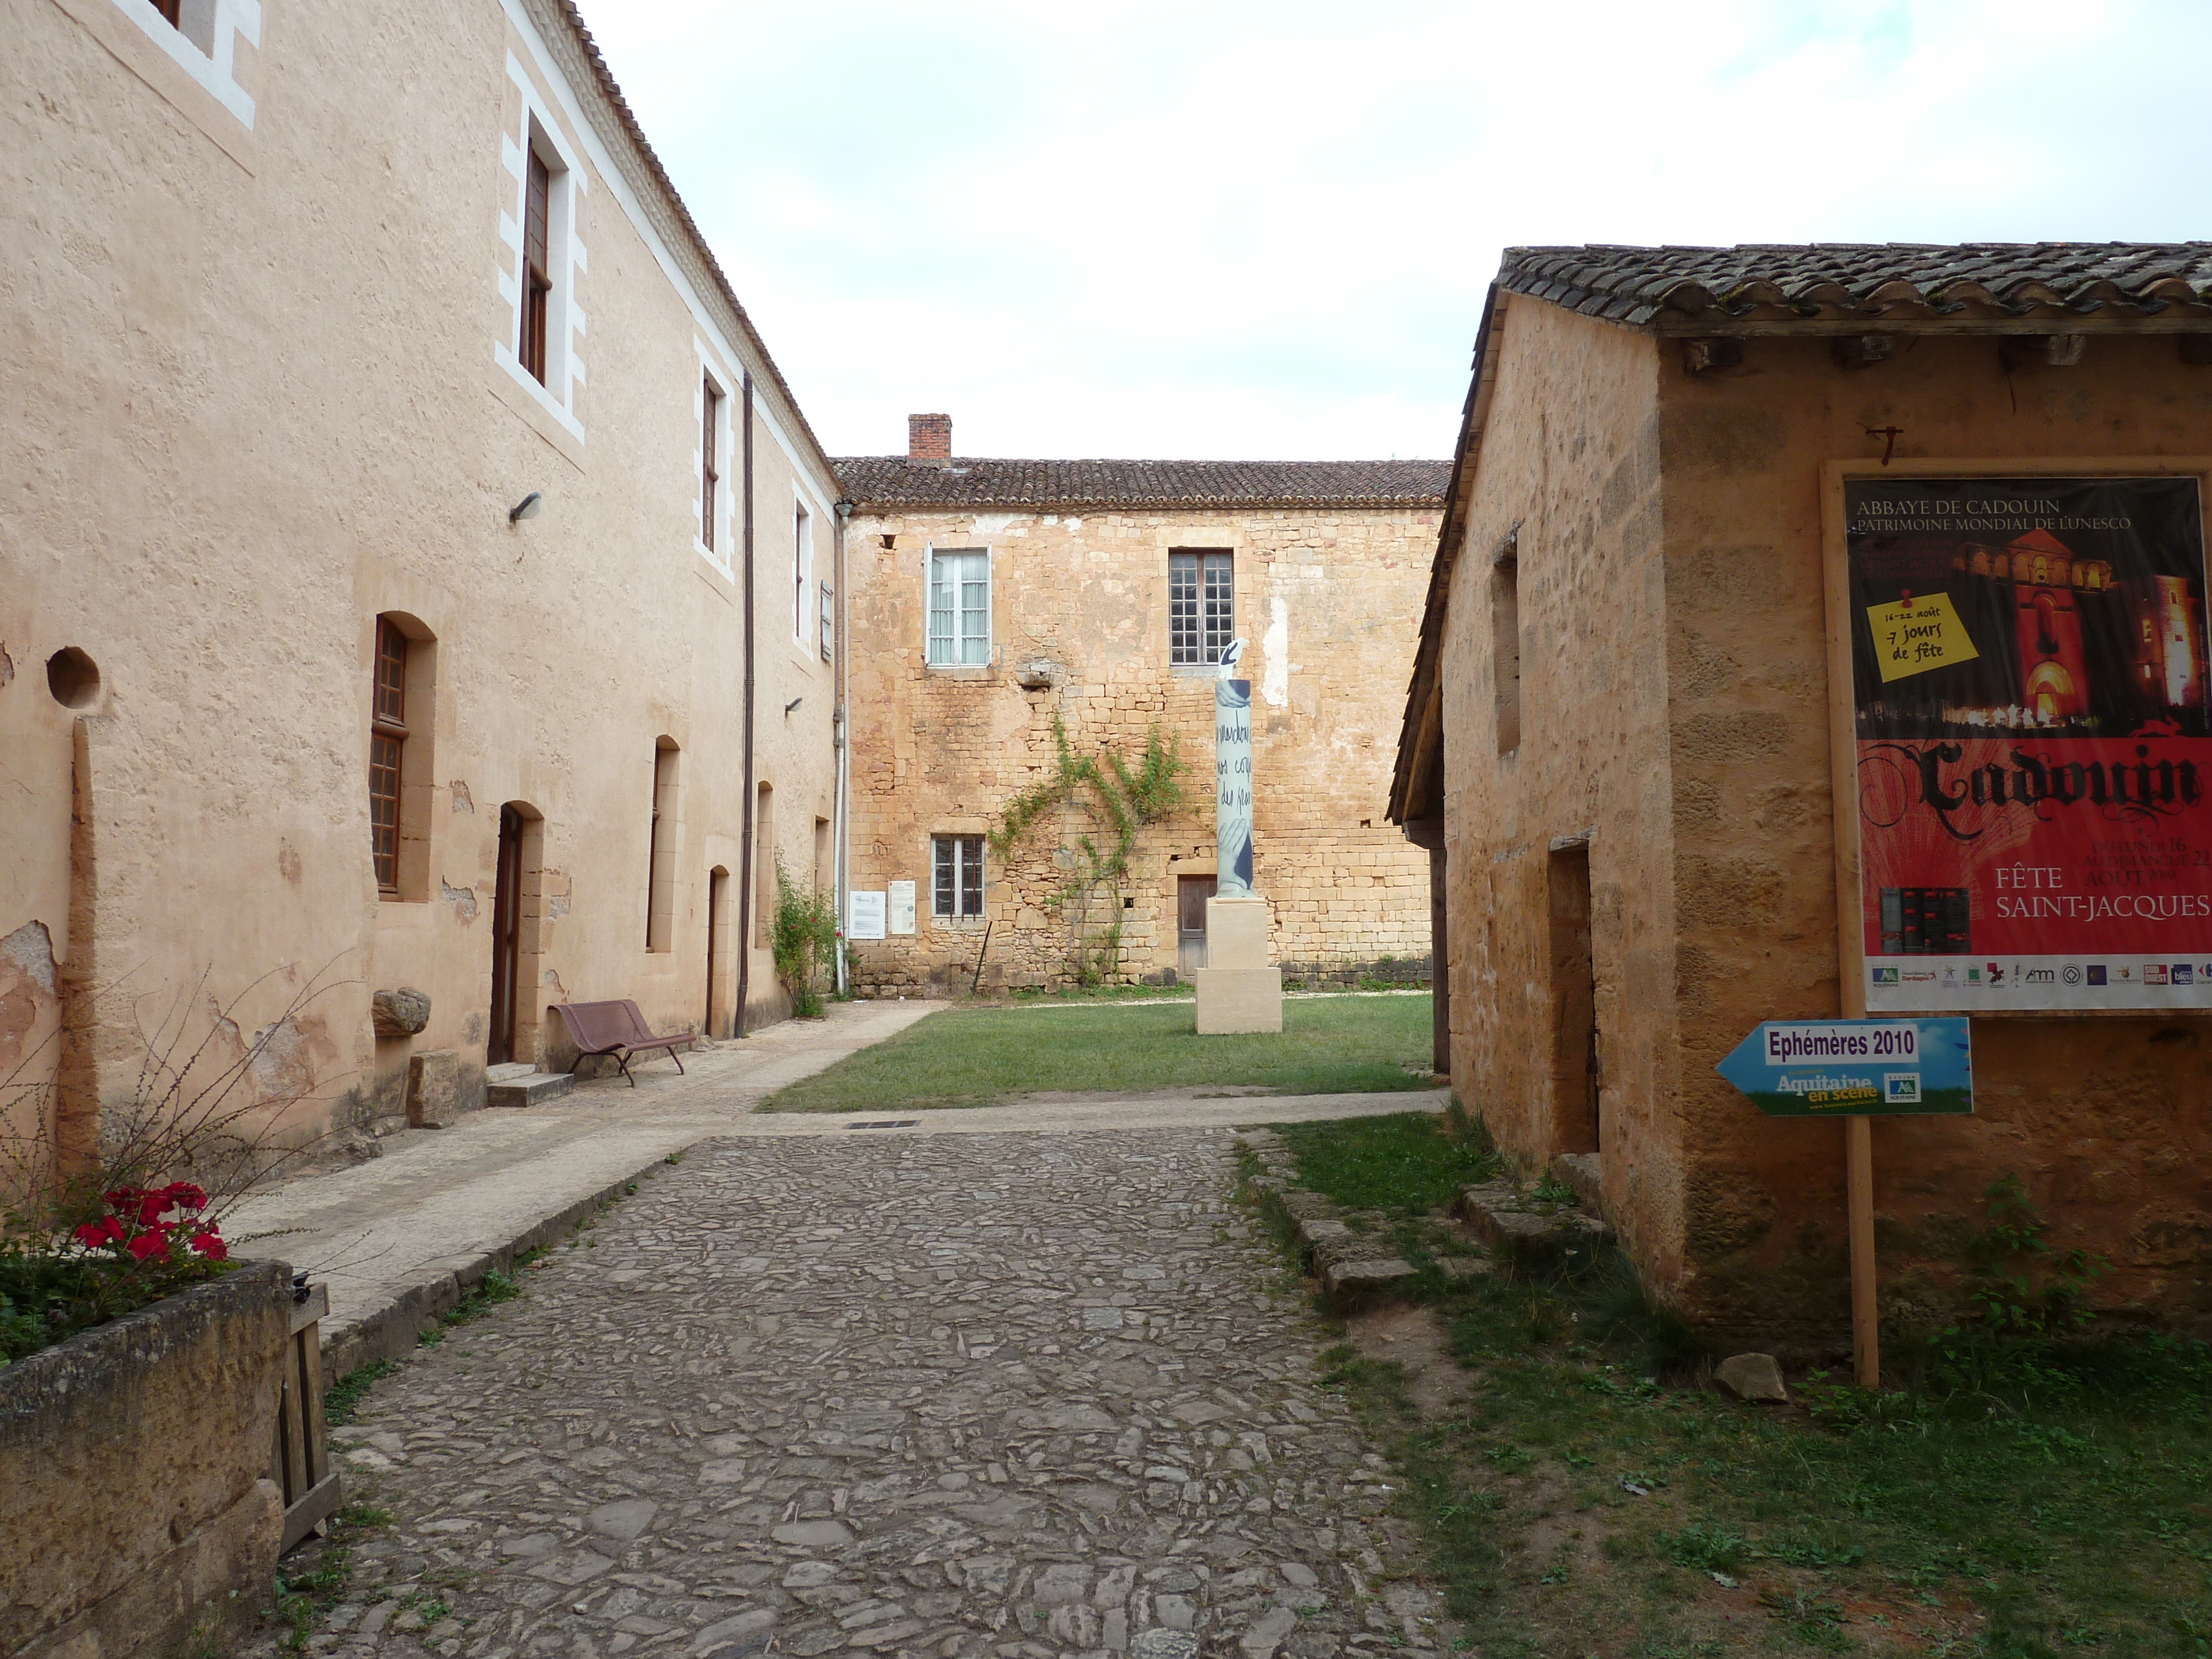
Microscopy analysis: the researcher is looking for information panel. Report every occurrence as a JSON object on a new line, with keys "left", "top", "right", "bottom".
{"left": 847, "top": 891, "right": 886, "bottom": 941}
{"left": 1844, "top": 477, "right": 2212, "bottom": 1010}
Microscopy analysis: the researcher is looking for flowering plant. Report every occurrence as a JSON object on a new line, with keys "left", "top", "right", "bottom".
{"left": 2, "top": 1181, "right": 236, "bottom": 1365}
{"left": 71, "top": 1182, "right": 229, "bottom": 1265}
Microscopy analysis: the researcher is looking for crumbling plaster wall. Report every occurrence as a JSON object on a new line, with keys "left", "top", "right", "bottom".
{"left": 0, "top": 0, "right": 838, "bottom": 1157}
{"left": 843, "top": 504, "right": 1436, "bottom": 993}
{"left": 1662, "top": 330, "right": 2212, "bottom": 1341}
{"left": 1436, "top": 299, "right": 1680, "bottom": 1286}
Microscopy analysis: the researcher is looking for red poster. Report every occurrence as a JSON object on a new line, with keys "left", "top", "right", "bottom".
{"left": 1845, "top": 477, "right": 2212, "bottom": 1010}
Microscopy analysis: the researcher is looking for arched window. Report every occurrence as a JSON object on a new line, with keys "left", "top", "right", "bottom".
{"left": 371, "top": 614, "right": 437, "bottom": 900}
{"left": 646, "top": 740, "right": 680, "bottom": 951}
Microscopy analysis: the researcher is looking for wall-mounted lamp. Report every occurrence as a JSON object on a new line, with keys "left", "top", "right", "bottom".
{"left": 784, "top": 696, "right": 805, "bottom": 716}
{"left": 508, "top": 491, "right": 545, "bottom": 525}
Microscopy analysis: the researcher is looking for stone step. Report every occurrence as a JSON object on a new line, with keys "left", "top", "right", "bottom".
{"left": 484, "top": 1071, "right": 574, "bottom": 1109}
{"left": 1456, "top": 1180, "right": 1612, "bottom": 1268}
{"left": 484, "top": 1061, "right": 538, "bottom": 1083}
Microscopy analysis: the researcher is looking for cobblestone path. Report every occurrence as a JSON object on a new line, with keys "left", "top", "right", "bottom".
{"left": 297, "top": 1129, "right": 1438, "bottom": 1659}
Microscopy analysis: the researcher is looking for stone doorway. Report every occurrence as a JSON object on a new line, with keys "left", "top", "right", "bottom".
{"left": 1177, "top": 874, "right": 1215, "bottom": 976}
{"left": 487, "top": 804, "right": 544, "bottom": 1067}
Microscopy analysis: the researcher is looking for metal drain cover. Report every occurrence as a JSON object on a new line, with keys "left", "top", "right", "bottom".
{"left": 844, "top": 1119, "right": 920, "bottom": 1130}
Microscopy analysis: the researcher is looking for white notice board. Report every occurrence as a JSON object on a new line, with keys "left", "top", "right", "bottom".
{"left": 847, "top": 891, "right": 886, "bottom": 941}
{"left": 887, "top": 880, "right": 917, "bottom": 935}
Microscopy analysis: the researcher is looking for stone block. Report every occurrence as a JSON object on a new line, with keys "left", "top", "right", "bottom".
{"left": 1193, "top": 967, "right": 1282, "bottom": 1033}
{"left": 1205, "top": 896, "right": 1272, "bottom": 968}
{"left": 484, "top": 1071, "right": 573, "bottom": 1109}
{"left": 1455, "top": 1182, "right": 1613, "bottom": 1268}
{"left": 1715, "top": 1352, "right": 1789, "bottom": 1403}
{"left": 0, "top": 1263, "right": 291, "bottom": 1658}
{"left": 371, "top": 986, "right": 431, "bottom": 1037}
{"left": 405, "top": 1047, "right": 461, "bottom": 1128}
{"left": 1322, "top": 1256, "right": 1417, "bottom": 1298}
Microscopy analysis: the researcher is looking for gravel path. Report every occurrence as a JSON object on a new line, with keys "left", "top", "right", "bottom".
{"left": 272, "top": 1128, "right": 1439, "bottom": 1659}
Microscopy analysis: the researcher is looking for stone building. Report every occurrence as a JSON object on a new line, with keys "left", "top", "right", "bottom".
{"left": 1391, "top": 244, "right": 2212, "bottom": 1341}
{"left": 1, "top": 0, "right": 845, "bottom": 1160}
{"left": 837, "top": 419, "right": 1446, "bottom": 995}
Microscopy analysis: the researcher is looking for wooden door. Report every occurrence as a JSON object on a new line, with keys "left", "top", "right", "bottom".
{"left": 488, "top": 805, "right": 524, "bottom": 1066}
{"left": 1177, "top": 875, "right": 1215, "bottom": 976}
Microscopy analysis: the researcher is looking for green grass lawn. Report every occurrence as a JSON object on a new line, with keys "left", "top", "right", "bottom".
{"left": 760, "top": 994, "right": 1438, "bottom": 1112}
{"left": 1261, "top": 1113, "right": 2212, "bottom": 1657}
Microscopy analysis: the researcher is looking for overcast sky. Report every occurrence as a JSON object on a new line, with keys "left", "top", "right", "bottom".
{"left": 581, "top": 0, "right": 2212, "bottom": 462}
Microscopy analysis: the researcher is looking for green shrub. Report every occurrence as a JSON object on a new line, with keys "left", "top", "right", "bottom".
{"left": 771, "top": 855, "right": 839, "bottom": 1018}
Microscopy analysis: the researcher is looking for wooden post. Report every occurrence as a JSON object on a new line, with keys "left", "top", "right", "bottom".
{"left": 1845, "top": 1117, "right": 1879, "bottom": 1387}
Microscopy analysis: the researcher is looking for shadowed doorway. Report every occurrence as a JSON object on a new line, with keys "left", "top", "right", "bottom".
{"left": 488, "top": 802, "right": 544, "bottom": 1067}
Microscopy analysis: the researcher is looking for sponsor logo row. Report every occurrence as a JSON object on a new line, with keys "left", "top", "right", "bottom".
{"left": 1872, "top": 961, "right": 2212, "bottom": 988}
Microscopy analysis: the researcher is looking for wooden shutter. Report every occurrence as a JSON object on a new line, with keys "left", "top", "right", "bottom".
{"left": 521, "top": 147, "right": 551, "bottom": 383}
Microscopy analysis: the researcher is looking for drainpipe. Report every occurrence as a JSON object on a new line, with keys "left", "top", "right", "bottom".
{"left": 833, "top": 498, "right": 853, "bottom": 997}
{"left": 734, "top": 372, "right": 757, "bottom": 1038}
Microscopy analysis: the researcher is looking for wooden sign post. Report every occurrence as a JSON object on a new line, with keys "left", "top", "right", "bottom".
{"left": 1716, "top": 1018, "right": 1974, "bottom": 1387}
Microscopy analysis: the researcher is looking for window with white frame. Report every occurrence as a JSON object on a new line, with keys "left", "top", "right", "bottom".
{"left": 927, "top": 549, "right": 990, "bottom": 665}
{"left": 932, "top": 834, "right": 984, "bottom": 919}
{"left": 1170, "top": 550, "right": 1235, "bottom": 665}
{"left": 497, "top": 86, "right": 587, "bottom": 436}
{"left": 696, "top": 366, "right": 732, "bottom": 559}
{"left": 794, "top": 503, "right": 812, "bottom": 643}
{"left": 108, "top": 0, "right": 262, "bottom": 129}
{"left": 700, "top": 374, "right": 721, "bottom": 555}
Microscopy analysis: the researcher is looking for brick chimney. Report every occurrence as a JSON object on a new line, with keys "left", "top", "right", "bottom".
{"left": 907, "top": 413, "right": 952, "bottom": 466}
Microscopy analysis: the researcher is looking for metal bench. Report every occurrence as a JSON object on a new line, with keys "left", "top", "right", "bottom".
{"left": 552, "top": 998, "right": 695, "bottom": 1086}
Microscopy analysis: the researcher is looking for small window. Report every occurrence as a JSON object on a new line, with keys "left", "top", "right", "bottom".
{"left": 932, "top": 834, "right": 984, "bottom": 919}
{"left": 820, "top": 581, "right": 834, "bottom": 663}
{"left": 1169, "top": 550, "right": 1234, "bottom": 666}
{"left": 370, "top": 620, "right": 408, "bottom": 896}
{"left": 701, "top": 377, "right": 720, "bottom": 554}
{"left": 520, "top": 145, "right": 554, "bottom": 385}
{"left": 794, "top": 504, "right": 812, "bottom": 643}
{"left": 927, "top": 550, "right": 990, "bottom": 665}
{"left": 1493, "top": 536, "right": 1521, "bottom": 756}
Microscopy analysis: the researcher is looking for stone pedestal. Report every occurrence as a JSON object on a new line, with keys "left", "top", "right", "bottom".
{"left": 1193, "top": 895, "right": 1282, "bottom": 1034}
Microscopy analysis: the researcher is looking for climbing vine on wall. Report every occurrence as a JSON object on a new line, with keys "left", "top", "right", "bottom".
{"left": 990, "top": 719, "right": 1190, "bottom": 985}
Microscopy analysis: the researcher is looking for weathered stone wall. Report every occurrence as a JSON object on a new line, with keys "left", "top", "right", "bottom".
{"left": 1438, "top": 298, "right": 2212, "bottom": 1341}
{"left": 1434, "top": 299, "right": 1682, "bottom": 1287}
{"left": 1660, "top": 329, "right": 2212, "bottom": 1341}
{"left": 0, "top": 0, "right": 841, "bottom": 1159}
{"left": 844, "top": 505, "right": 1436, "bottom": 993}
{"left": 0, "top": 1260, "right": 291, "bottom": 1658}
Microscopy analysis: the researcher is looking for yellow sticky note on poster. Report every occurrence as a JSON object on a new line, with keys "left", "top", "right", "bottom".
{"left": 1867, "top": 592, "right": 1980, "bottom": 683}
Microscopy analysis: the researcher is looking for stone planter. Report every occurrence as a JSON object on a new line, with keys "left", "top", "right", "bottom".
{"left": 0, "top": 1259, "right": 293, "bottom": 1658}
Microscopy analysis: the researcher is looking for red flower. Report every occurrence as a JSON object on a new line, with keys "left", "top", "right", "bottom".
{"left": 128, "top": 1231, "right": 171, "bottom": 1262}
{"left": 163, "top": 1182, "right": 210, "bottom": 1212}
{"left": 189, "top": 1231, "right": 228, "bottom": 1261}
{"left": 137, "top": 1192, "right": 174, "bottom": 1225}
{"left": 103, "top": 1187, "right": 142, "bottom": 1212}
{"left": 74, "top": 1217, "right": 123, "bottom": 1249}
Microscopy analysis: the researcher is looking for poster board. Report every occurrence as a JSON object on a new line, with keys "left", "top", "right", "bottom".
{"left": 1825, "top": 464, "right": 2212, "bottom": 1013}
{"left": 886, "top": 880, "right": 917, "bottom": 936}
{"left": 847, "top": 891, "right": 886, "bottom": 941}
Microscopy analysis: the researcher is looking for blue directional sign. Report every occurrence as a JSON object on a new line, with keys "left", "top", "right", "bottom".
{"left": 1717, "top": 1018, "right": 1973, "bottom": 1117}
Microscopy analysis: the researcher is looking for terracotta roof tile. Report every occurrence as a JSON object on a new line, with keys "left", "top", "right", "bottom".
{"left": 1498, "top": 242, "right": 2212, "bottom": 327}
{"left": 832, "top": 457, "right": 1451, "bottom": 510}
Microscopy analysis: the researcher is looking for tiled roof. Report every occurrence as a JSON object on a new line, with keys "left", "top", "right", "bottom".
{"left": 832, "top": 457, "right": 1452, "bottom": 511}
{"left": 1500, "top": 243, "right": 2212, "bottom": 329}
